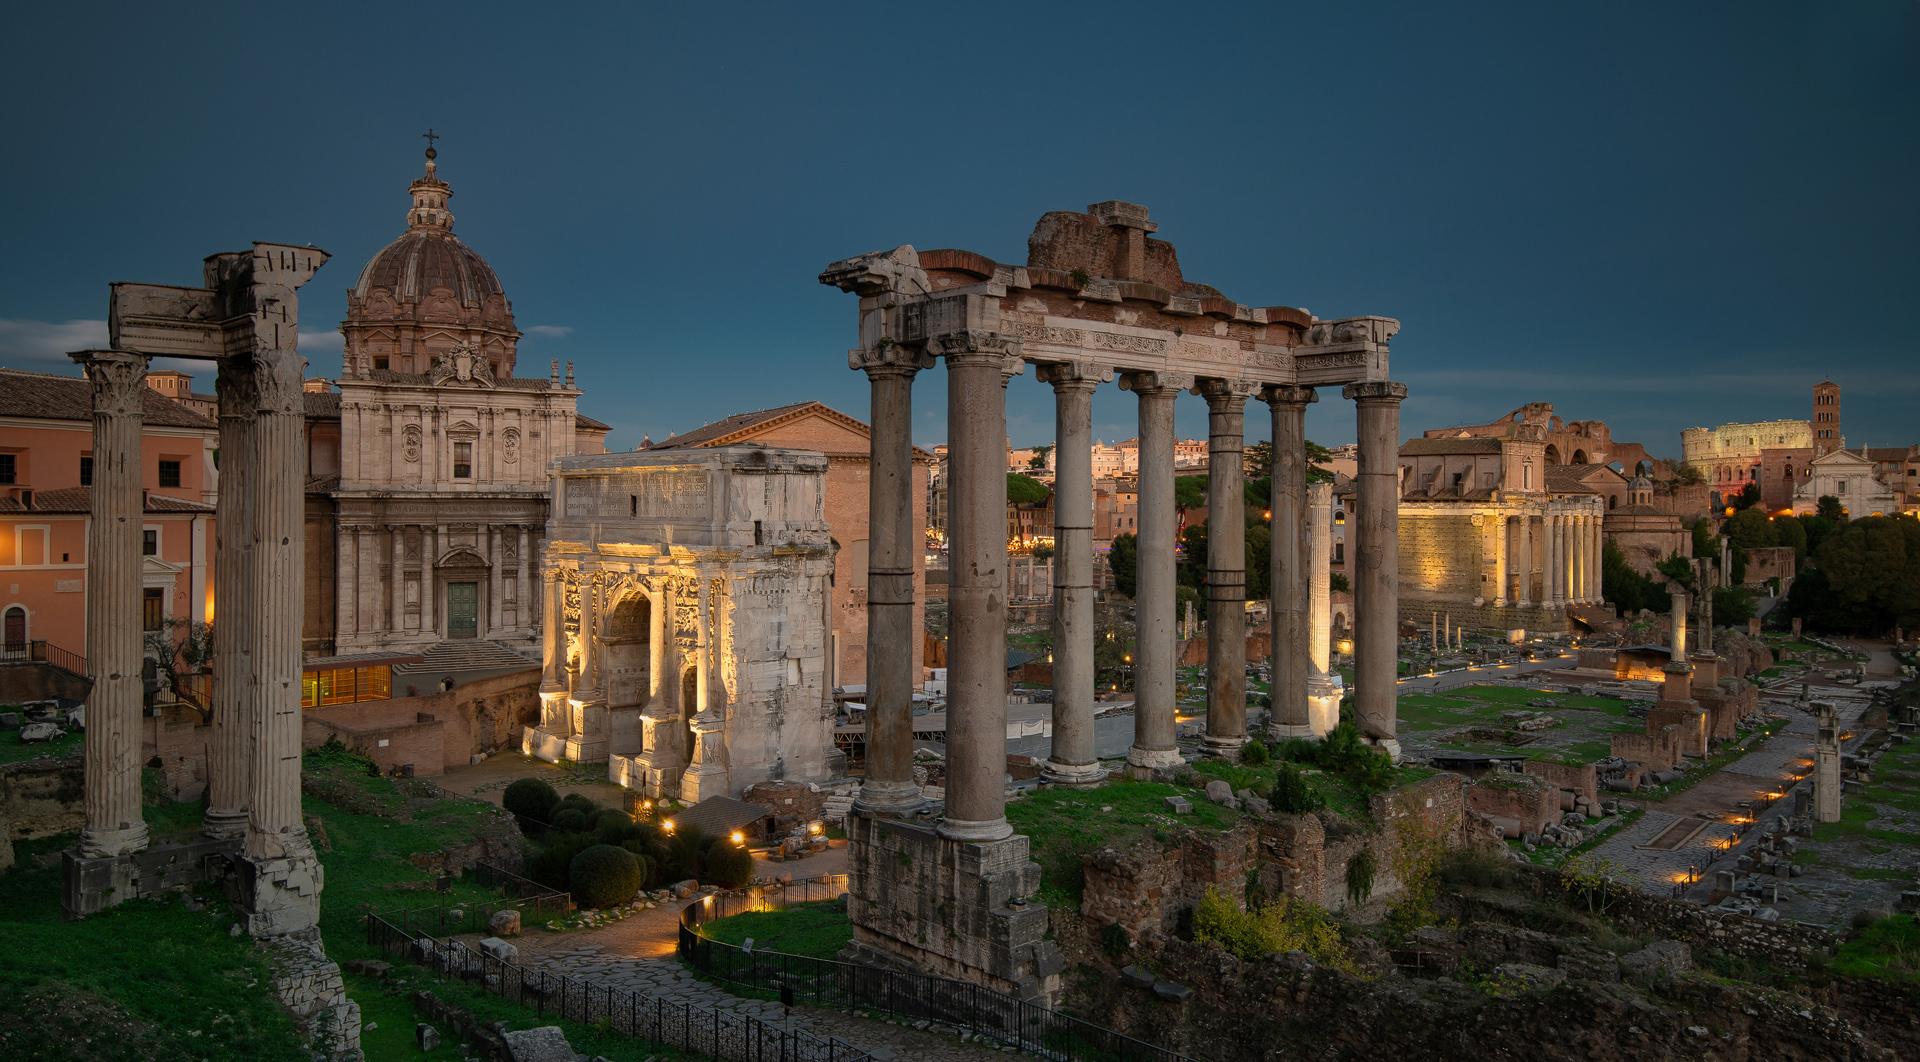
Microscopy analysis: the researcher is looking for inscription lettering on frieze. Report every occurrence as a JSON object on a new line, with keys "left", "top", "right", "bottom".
{"left": 1296, "top": 352, "right": 1370, "bottom": 370}
{"left": 566, "top": 470, "right": 710, "bottom": 520}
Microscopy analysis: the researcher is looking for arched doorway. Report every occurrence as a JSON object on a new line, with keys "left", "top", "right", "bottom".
{"left": 4, "top": 607, "right": 24, "bottom": 653}
{"left": 604, "top": 594, "right": 651, "bottom": 710}
{"left": 435, "top": 549, "right": 490, "bottom": 639}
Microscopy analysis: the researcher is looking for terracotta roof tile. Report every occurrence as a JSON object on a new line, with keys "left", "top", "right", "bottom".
{"left": 1399, "top": 437, "right": 1504, "bottom": 456}
{"left": 24, "top": 486, "right": 214, "bottom": 514}
{"left": 0, "top": 368, "right": 215, "bottom": 429}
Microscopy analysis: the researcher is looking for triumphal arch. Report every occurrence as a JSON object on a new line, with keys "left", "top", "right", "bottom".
{"left": 821, "top": 202, "right": 1405, "bottom": 1002}
{"left": 525, "top": 447, "right": 839, "bottom": 802}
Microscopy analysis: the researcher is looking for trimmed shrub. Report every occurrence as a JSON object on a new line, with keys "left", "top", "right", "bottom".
{"left": 528, "top": 832, "right": 597, "bottom": 892}
{"left": 1242, "top": 740, "right": 1271, "bottom": 766}
{"left": 704, "top": 842, "right": 755, "bottom": 889}
{"left": 557, "top": 792, "right": 598, "bottom": 816}
{"left": 551, "top": 808, "right": 590, "bottom": 834}
{"left": 503, "top": 777, "right": 560, "bottom": 826}
{"left": 1270, "top": 762, "right": 1323, "bottom": 814}
{"left": 570, "top": 844, "right": 645, "bottom": 909}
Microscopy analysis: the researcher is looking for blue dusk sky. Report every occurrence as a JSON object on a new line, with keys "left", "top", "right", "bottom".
{"left": 0, "top": 2, "right": 1913, "bottom": 459}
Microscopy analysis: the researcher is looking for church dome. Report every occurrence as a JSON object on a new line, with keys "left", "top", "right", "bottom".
{"left": 1630, "top": 476, "right": 1653, "bottom": 489}
{"left": 339, "top": 146, "right": 521, "bottom": 379}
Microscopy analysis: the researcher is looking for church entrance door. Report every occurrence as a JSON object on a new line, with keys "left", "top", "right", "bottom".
{"left": 447, "top": 582, "right": 479, "bottom": 638}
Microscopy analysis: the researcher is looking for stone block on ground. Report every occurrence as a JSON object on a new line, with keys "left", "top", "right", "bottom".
{"left": 479, "top": 937, "right": 518, "bottom": 963}
{"left": 503, "top": 1025, "right": 584, "bottom": 1062}
{"left": 1151, "top": 980, "right": 1194, "bottom": 1003}
{"left": 418, "top": 1023, "right": 441, "bottom": 1051}
{"left": 0, "top": 712, "right": 18, "bottom": 729}
{"left": 490, "top": 909, "right": 522, "bottom": 937}
{"left": 18, "top": 722, "right": 62, "bottom": 743}
{"left": 1163, "top": 796, "right": 1193, "bottom": 814}
{"left": 1121, "top": 964, "right": 1156, "bottom": 990}
{"left": 1204, "top": 780, "right": 1232, "bottom": 804}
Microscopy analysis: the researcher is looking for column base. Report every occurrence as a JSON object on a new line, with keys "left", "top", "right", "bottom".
{"left": 520, "top": 725, "right": 568, "bottom": 763}
{"left": 1199, "top": 734, "right": 1248, "bottom": 759}
{"left": 1307, "top": 691, "right": 1342, "bottom": 738}
{"left": 77, "top": 823, "right": 151, "bottom": 861}
{"left": 61, "top": 835, "right": 237, "bottom": 921}
{"left": 1040, "top": 758, "right": 1106, "bottom": 786}
{"left": 1367, "top": 737, "right": 1403, "bottom": 762}
{"left": 232, "top": 850, "right": 325, "bottom": 938}
{"left": 1126, "top": 744, "right": 1185, "bottom": 780}
{"left": 1268, "top": 723, "right": 1316, "bottom": 740}
{"left": 679, "top": 764, "right": 731, "bottom": 804}
{"left": 201, "top": 809, "right": 249, "bottom": 842}
{"left": 936, "top": 814, "right": 1014, "bottom": 842}
{"left": 853, "top": 779, "right": 926, "bottom": 815}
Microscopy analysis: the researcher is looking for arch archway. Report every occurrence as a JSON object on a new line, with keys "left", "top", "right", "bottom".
{"left": 1572, "top": 449, "right": 1589, "bottom": 465}
{"left": 434, "top": 548, "right": 490, "bottom": 639}
{"left": 4, "top": 606, "right": 24, "bottom": 652}
{"left": 1544, "top": 444, "right": 1562, "bottom": 465}
{"left": 604, "top": 593, "right": 651, "bottom": 710}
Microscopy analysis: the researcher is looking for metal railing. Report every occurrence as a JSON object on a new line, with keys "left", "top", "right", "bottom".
{"left": 366, "top": 909, "right": 870, "bottom": 1062}
{"left": 681, "top": 885, "right": 1201, "bottom": 1062}
{"left": 470, "top": 860, "right": 572, "bottom": 909}
{"left": 0, "top": 639, "right": 85, "bottom": 676}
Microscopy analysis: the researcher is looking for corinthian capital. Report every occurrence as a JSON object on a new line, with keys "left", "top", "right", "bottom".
{"left": 1034, "top": 360, "right": 1113, "bottom": 392}
{"left": 216, "top": 358, "right": 260, "bottom": 420}
{"left": 1118, "top": 370, "right": 1194, "bottom": 396}
{"left": 847, "top": 338, "right": 935, "bottom": 375}
{"left": 1259, "top": 384, "right": 1319, "bottom": 407}
{"left": 1192, "top": 376, "right": 1262, "bottom": 409}
{"left": 1342, "top": 380, "right": 1408, "bottom": 404}
{"left": 70, "top": 350, "right": 150, "bottom": 417}
{"left": 253, "top": 348, "right": 308, "bottom": 415}
{"left": 925, "top": 329, "right": 1022, "bottom": 363}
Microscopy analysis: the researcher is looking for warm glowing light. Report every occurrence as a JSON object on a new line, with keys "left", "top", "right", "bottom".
{"left": 731, "top": 831, "right": 745, "bottom": 844}
{"left": 1123, "top": 655, "right": 1131, "bottom": 663}
{"left": 809, "top": 822, "right": 823, "bottom": 834}
{"left": 662, "top": 820, "right": 675, "bottom": 832}
{"left": 643, "top": 800, "right": 653, "bottom": 808}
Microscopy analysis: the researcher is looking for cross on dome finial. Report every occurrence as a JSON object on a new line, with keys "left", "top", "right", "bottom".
{"left": 405, "top": 136, "right": 454, "bottom": 233}
{"left": 423, "top": 128, "right": 439, "bottom": 159}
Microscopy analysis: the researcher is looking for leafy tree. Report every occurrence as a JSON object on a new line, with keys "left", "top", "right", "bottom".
{"left": 1245, "top": 440, "right": 1336, "bottom": 511}
{"left": 1329, "top": 571, "right": 1350, "bottom": 594}
{"left": 1732, "top": 482, "right": 1762, "bottom": 511}
{"left": 1690, "top": 519, "right": 1719, "bottom": 560}
{"left": 1656, "top": 552, "right": 1696, "bottom": 590}
{"left": 1796, "top": 514, "right": 1920, "bottom": 632}
{"left": 1676, "top": 464, "right": 1707, "bottom": 486}
{"left": 1174, "top": 475, "right": 1208, "bottom": 526}
{"left": 1108, "top": 532, "right": 1138, "bottom": 598}
{"left": 1817, "top": 495, "right": 1847, "bottom": 522}
{"left": 1775, "top": 516, "right": 1809, "bottom": 564}
{"left": 1726, "top": 508, "right": 1777, "bottom": 550}
{"left": 1713, "top": 585, "right": 1757, "bottom": 626}
{"left": 1601, "top": 540, "right": 1661, "bottom": 615}
{"left": 1797, "top": 514, "right": 1837, "bottom": 558}
{"left": 1007, "top": 473, "right": 1050, "bottom": 505}
{"left": 1027, "top": 444, "right": 1052, "bottom": 470}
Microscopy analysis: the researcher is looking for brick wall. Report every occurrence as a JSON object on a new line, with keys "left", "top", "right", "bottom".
{"left": 305, "top": 668, "right": 539, "bottom": 770}
{"left": 1612, "top": 723, "right": 1681, "bottom": 771}
{"left": 1463, "top": 774, "right": 1561, "bottom": 836}
{"left": 1646, "top": 707, "right": 1708, "bottom": 757}
{"left": 1521, "top": 759, "right": 1598, "bottom": 803}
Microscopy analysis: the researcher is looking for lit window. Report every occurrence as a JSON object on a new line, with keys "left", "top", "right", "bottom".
{"left": 454, "top": 442, "right": 473, "bottom": 479}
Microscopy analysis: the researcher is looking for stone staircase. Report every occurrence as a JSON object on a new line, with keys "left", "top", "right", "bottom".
{"left": 395, "top": 639, "right": 541, "bottom": 677}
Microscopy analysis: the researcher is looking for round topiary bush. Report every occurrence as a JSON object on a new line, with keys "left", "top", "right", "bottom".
{"left": 704, "top": 842, "right": 755, "bottom": 889}
{"left": 557, "top": 792, "right": 598, "bottom": 816}
{"left": 569, "top": 844, "right": 645, "bottom": 909}
{"left": 1242, "top": 740, "right": 1271, "bottom": 766}
{"left": 503, "top": 777, "right": 560, "bottom": 826}
{"left": 551, "top": 808, "right": 590, "bottom": 834}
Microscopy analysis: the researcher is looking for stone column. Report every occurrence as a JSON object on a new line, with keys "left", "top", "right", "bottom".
{"left": 1344, "top": 381, "right": 1407, "bottom": 757}
{"left": 1515, "top": 514, "right": 1533, "bottom": 608}
{"left": 336, "top": 525, "right": 357, "bottom": 642}
{"left": 1197, "top": 378, "right": 1257, "bottom": 756}
{"left": 1591, "top": 513, "right": 1604, "bottom": 605}
{"left": 1541, "top": 512, "right": 1559, "bottom": 608}
{"left": 204, "top": 357, "right": 255, "bottom": 841}
{"left": 389, "top": 527, "right": 406, "bottom": 634}
{"left": 1305, "top": 481, "right": 1340, "bottom": 736}
{"left": 933, "top": 330, "right": 1021, "bottom": 841}
{"left": 240, "top": 339, "right": 323, "bottom": 936}
{"left": 1121, "top": 371, "right": 1192, "bottom": 778}
{"left": 516, "top": 527, "right": 531, "bottom": 631}
{"left": 681, "top": 573, "right": 729, "bottom": 800}
{"left": 1813, "top": 701, "right": 1841, "bottom": 823}
{"left": 1670, "top": 591, "right": 1688, "bottom": 661}
{"left": 1264, "top": 385, "right": 1315, "bottom": 739}
{"left": 71, "top": 350, "right": 152, "bottom": 859}
{"left": 850, "top": 343, "right": 933, "bottom": 812}
{"left": 1039, "top": 361, "right": 1107, "bottom": 785}
{"left": 1491, "top": 512, "right": 1509, "bottom": 607}
{"left": 576, "top": 573, "right": 600, "bottom": 699}
{"left": 539, "top": 567, "right": 568, "bottom": 733}
{"left": 488, "top": 526, "right": 504, "bottom": 635}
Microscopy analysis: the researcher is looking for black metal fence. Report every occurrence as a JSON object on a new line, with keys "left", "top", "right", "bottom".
{"left": 0, "top": 639, "right": 84, "bottom": 676}
{"left": 366, "top": 909, "right": 871, "bottom": 1062}
{"left": 680, "top": 884, "right": 1200, "bottom": 1062}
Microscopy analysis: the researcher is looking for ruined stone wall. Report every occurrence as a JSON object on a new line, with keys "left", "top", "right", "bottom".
{"left": 1463, "top": 775, "right": 1561, "bottom": 839}
{"left": 1521, "top": 760, "right": 1598, "bottom": 803}
{"left": 145, "top": 716, "right": 211, "bottom": 801}
{"left": 303, "top": 713, "right": 449, "bottom": 776}
{"left": 0, "top": 662, "right": 91, "bottom": 705}
{"left": 1611, "top": 723, "right": 1682, "bottom": 771}
{"left": 1646, "top": 707, "right": 1708, "bottom": 757}
{"left": 305, "top": 668, "right": 539, "bottom": 770}
{"left": 1397, "top": 513, "right": 1481, "bottom": 604}
{"left": 1395, "top": 599, "right": 1570, "bottom": 633}
{"left": 1, "top": 755, "right": 84, "bottom": 840}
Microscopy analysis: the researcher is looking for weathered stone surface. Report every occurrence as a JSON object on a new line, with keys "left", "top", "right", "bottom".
{"left": 1204, "top": 780, "right": 1232, "bottom": 804}
{"left": 489, "top": 908, "right": 522, "bottom": 937}
{"left": 18, "top": 722, "right": 62, "bottom": 743}
{"left": 1151, "top": 981, "right": 1194, "bottom": 1003}
{"left": 1163, "top": 796, "right": 1193, "bottom": 814}
{"left": 1121, "top": 965, "right": 1156, "bottom": 990}
{"left": 479, "top": 936, "right": 518, "bottom": 962}
{"left": 1493, "top": 962, "right": 1566, "bottom": 990}
{"left": 503, "top": 1025, "right": 584, "bottom": 1062}
{"left": 417, "top": 1023, "right": 440, "bottom": 1051}
{"left": 1620, "top": 939, "right": 1692, "bottom": 984}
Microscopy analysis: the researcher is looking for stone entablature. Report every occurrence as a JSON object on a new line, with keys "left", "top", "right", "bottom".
{"left": 528, "top": 447, "right": 836, "bottom": 802}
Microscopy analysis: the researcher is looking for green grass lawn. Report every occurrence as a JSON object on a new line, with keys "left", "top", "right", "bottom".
{"left": 0, "top": 807, "right": 306, "bottom": 1061}
{"left": 0, "top": 726, "right": 82, "bottom": 764}
{"left": 697, "top": 897, "right": 853, "bottom": 959}
{"left": 1008, "top": 776, "right": 1238, "bottom": 907}
{"left": 1833, "top": 915, "right": 1920, "bottom": 981}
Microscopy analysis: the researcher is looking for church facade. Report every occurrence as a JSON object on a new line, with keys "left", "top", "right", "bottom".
{"left": 303, "top": 150, "right": 607, "bottom": 661}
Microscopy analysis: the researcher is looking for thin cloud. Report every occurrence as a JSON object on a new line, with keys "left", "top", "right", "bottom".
{"left": 0, "top": 318, "right": 108, "bottom": 366}
{"left": 525, "top": 325, "right": 574, "bottom": 338}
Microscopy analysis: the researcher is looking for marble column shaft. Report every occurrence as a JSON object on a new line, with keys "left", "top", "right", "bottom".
{"left": 204, "top": 358, "right": 257, "bottom": 840}
{"left": 73, "top": 350, "right": 152, "bottom": 858}
{"left": 245, "top": 346, "right": 314, "bottom": 862}
{"left": 390, "top": 527, "right": 406, "bottom": 633}
{"left": 1199, "top": 379, "right": 1255, "bottom": 754}
{"left": 935, "top": 332, "right": 1020, "bottom": 840}
{"left": 854, "top": 352, "right": 930, "bottom": 811}
{"left": 1345, "top": 381, "right": 1407, "bottom": 753}
{"left": 1491, "top": 512, "right": 1509, "bottom": 606}
{"left": 1516, "top": 515, "right": 1533, "bottom": 607}
{"left": 1040, "top": 362, "right": 1105, "bottom": 785}
{"left": 1265, "top": 385, "right": 1314, "bottom": 737}
{"left": 1306, "top": 481, "right": 1339, "bottom": 736}
{"left": 1123, "top": 371, "right": 1190, "bottom": 775}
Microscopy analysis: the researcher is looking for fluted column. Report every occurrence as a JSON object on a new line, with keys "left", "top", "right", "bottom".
{"left": 1198, "top": 378, "right": 1258, "bottom": 757}
{"left": 576, "top": 573, "right": 600, "bottom": 700}
{"left": 72, "top": 349, "right": 151, "bottom": 859}
{"left": 245, "top": 346, "right": 311, "bottom": 858}
{"left": 1345, "top": 381, "right": 1407, "bottom": 757}
{"left": 517, "top": 527, "right": 531, "bottom": 630}
{"left": 1039, "top": 361, "right": 1108, "bottom": 785}
{"left": 1541, "top": 512, "right": 1559, "bottom": 608}
{"left": 1491, "top": 512, "right": 1509, "bottom": 607}
{"left": 1263, "top": 385, "right": 1315, "bottom": 738}
{"left": 1515, "top": 515, "right": 1533, "bottom": 607}
{"left": 932, "top": 330, "right": 1022, "bottom": 841}
{"left": 851, "top": 343, "right": 934, "bottom": 812}
{"left": 488, "top": 526, "right": 504, "bottom": 634}
{"left": 204, "top": 358, "right": 256, "bottom": 840}
{"left": 1305, "top": 481, "right": 1340, "bottom": 736}
{"left": 1122, "top": 371, "right": 1192, "bottom": 778}
{"left": 1577, "top": 515, "right": 1592, "bottom": 603}
{"left": 336, "top": 524, "right": 357, "bottom": 642}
